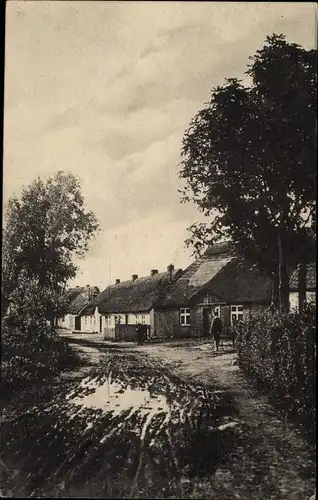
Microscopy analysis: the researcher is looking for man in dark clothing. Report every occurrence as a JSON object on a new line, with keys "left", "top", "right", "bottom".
{"left": 231, "top": 317, "right": 238, "bottom": 348}
{"left": 136, "top": 323, "right": 148, "bottom": 345}
{"left": 210, "top": 312, "right": 222, "bottom": 351}
{"left": 142, "top": 324, "right": 149, "bottom": 343}
{"left": 136, "top": 323, "right": 143, "bottom": 345}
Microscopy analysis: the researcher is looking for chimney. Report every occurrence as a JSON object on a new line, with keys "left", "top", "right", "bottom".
{"left": 151, "top": 269, "right": 158, "bottom": 276}
{"left": 167, "top": 264, "right": 174, "bottom": 282}
{"left": 115, "top": 279, "right": 120, "bottom": 284}
{"left": 132, "top": 274, "right": 138, "bottom": 282}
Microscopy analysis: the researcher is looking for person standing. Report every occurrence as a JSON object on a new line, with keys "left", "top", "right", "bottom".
{"left": 136, "top": 323, "right": 143, "bottom": 345}
{"left": 231, "top": 316, "right": 238, "bottom": 348}
{"left": 210, "top": 312, "right": 223, "bottom": 352}
{"left": 141, "top": 323, "right": 147, "bottom": 344}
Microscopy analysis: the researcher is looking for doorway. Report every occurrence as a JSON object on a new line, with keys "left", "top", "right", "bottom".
{"left": 74, "top": 316, "right": 81, "bottom": 331}
{"left": 202, "top": 308, "right": 212, "bottom": 338}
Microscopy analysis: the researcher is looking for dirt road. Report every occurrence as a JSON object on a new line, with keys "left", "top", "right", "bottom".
{"left": 1, "top": 333, "right": 315, "bottom": 499}
{"left": 63, "top": 333, "right": 316, "bottom": 500}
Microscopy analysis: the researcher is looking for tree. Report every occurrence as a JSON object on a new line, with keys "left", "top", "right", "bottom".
{"left": 179, "top": 34, "right": 316, "bottom": 312}
{"left": 2, "top": 171, "right": 99, "bottom": 325}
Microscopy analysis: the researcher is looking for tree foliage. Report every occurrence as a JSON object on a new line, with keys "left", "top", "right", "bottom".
{"left": 2, "top": 171, "right": 99, "bottom": 321}
{"left": 179, "top": 34, "right": 316, "bottom": 310}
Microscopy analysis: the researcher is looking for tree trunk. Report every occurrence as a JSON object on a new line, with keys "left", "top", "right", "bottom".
{"left": 298, "top": 261, "right": 307, "bottom": 314}
{"left": 270, "top": 272, "right": 279, "bottom": 310}
{"left": 278, "top": 226, "right": 290, "bottom": 313}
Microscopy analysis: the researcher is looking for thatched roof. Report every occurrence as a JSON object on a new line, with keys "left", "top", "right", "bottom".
{"left": 157, "top": 256, "right": 234, "bottom": 307}
{"left": 81, "top": 269, "right": 182, "bottom": 315}
{"left": 289, "top": 263, "right": 316, "bottom": 291}
{"left": 158, "top": 245, "right": 272, "bottom": 307}
{"left": 201, "top": 258, "right": 272, "bottom": 304}
{"left": 66, "top": 286, "right": 100, "bottom": 315}
{"left": 65, "top": 287, "right": 85, "bottom": 303}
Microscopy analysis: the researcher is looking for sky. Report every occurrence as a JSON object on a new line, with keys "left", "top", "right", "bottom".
{"left": 4, "top": 1, "right": 316, "bottom": 290}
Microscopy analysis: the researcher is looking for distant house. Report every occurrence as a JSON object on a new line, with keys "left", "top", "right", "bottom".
{"left": 154, "top": 243, "right": 273, "bottom": 339}
{"left": 57, "top": 285, "right": 100, "bottom": 332}
{"left": 289, "top": 263, "right": 316, "bottom": 311}
{"left": 80, "top": 266, "right": 182, "bottom": 339}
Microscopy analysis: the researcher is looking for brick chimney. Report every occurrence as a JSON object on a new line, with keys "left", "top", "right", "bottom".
{"left": 167, "top": 264, "right": 174, "bottom": 282}
{"left": 132, "top": 274, "right": 138, "bottom": 281}
{"left": 151, "top": 269, "right": 158, "bottom": 276}
{"left": 115, "top": 279, "right": 120, "bottom": 284}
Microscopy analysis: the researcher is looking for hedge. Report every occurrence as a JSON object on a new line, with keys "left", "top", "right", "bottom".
{"left": 236, "top": 304, "right": 316, "bottom": 441}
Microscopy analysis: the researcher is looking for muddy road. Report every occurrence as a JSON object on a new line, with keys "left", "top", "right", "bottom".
{"left": 1, "top": 335, "right": 316, "bottom": 499}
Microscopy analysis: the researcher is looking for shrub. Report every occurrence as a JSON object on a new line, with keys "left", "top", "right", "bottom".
{"left": 237, "top": 303, "right": 316, "bottom": 440}
{"left": 1, "top": 319, "right": 80, "bottom": 399}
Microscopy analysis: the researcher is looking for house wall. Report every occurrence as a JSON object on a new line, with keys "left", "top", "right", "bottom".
{"left": 153, "top": 309, "right": 196, "bottom": 338}
{"left": 81, "top": 307, "right": 101, "bottom": 333}
{"left": 154, "top": 302, "right": 269, "bottom": 339}
{"left": 102, "top": 312, "right": 151, "bottom": 339}
{"left": 77, "top": 309, "right": 152, "bottom": 335}
{"left": 289, "top": 291, "right": 316, "bottom": 311}
{"left": 57, "top": 314, "right": 75, "bottom": 330}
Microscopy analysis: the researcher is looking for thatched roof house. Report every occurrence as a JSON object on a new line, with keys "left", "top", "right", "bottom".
{"left": 158, "top": 243, "right": 272, "bottom": 308}
{"left": 82, "top": 267, "right": 182, "bottom": 316}
{"left": 289, "top": 263, "right": 316, "bottom": 292}
{"left": 57, "top": 285, "right": 100, "bottom": 331}
{"left": 289, "top": 262, "right": 316, "bottom": 311}
{"left": 65, "top": 285, "right": 100, "bottom": 315}
{"left": 153, "top": 243, "right": 272, "bottom": 339}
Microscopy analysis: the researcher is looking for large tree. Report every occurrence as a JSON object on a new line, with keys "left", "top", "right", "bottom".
{"left": 2, "top": 171, "right": 99, "bottom": 325}
{"left": 179, "top": 34, "right": 316, "bottom": 312}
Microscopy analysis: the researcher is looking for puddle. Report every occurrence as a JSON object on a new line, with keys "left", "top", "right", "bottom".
{"left": 66, "top": 375, "right": 169, "bottom": 417}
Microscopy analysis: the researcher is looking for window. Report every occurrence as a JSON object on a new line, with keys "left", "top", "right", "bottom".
{"left": 231, "top": 305, "right": 243, "bottom": 324}
{"left": 180, "top": 308, "right": 190, "bottom": 326}
{"left": 84, "top": 316, "right": 87, "bottom": 325}
{"left": 141, "top": 315, "right": 146, "bottom": 324}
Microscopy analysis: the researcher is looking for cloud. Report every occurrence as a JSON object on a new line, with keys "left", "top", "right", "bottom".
{"left": 4, "top": 1, "right": 316, "bottom": 287}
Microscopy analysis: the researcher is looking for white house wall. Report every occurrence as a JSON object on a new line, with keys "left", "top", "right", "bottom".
{"left": 57, "top": 314, "right": 75, "bottom": 330}
{"left": 289, "top": 291, "right": 316, "bottom": 311}
{"left": 81, "top": 307, "right": 102, "bottom": 333}
{"left": 74, "top": 310, "right": 152, "bottom": 335}
{"left": 102, "top": 312, "right": 151, "bottom": 338}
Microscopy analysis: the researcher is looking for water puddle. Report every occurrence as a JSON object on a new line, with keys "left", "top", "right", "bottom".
{"left": 66, "top": 375, "right": 170, "bottom": 417}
